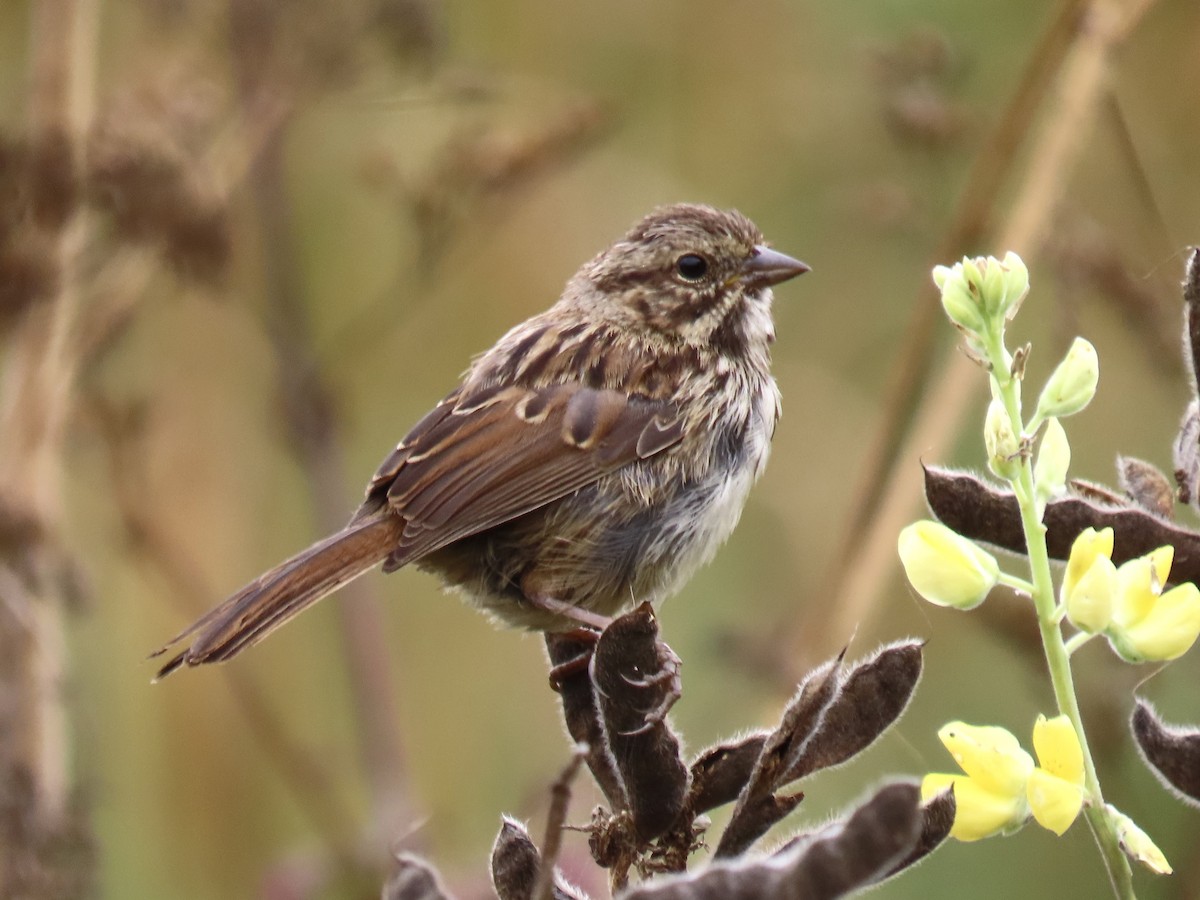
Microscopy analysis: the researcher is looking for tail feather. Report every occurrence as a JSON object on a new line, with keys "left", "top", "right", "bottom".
{"left": 152, "top": 514, "right": 401, "bottom": 680}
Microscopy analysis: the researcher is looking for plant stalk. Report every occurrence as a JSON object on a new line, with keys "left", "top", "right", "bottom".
{"left": 989, "top": 342, "right": 1135, "bottom": 899}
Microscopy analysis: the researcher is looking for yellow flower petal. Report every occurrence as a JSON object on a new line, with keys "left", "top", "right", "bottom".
{"left": 1027, "top": 768, "right": 1084, "bottom": 836}
{"left": 898, "top": 521, "right": 999, "bottom": 610}
{"left": 1064, "top": 554, "right": 1116, "bottom": 633}
{"left": 1031, "top": 714, "right": 1084, "bottom": 785}
{"left": 1117, "top": 582, "right": 1200, "bottom": 662}
{"left": 1113, "top": 547, "right": 1174, "bottom": 628}
{"left": 937, "top": 721, "right": 1033, "bottom": 796}
{"left": 922, "top": 773, "right": 1028, "bottom": 842}
{"left": 1059, "top": 528, "right": 1113, "bottom": 609}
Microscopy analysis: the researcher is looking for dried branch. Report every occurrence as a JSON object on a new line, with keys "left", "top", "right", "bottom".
{"left": 533, "top": 749, "right": 588, "bottom": 900}
{"left": 717, "top": 642, "right": 922, "bottom": 859}
{"left": 923, "top": 465, "right": 1200, "bottom": 581}
{"left": 384, "top": 852, "right": 456, "bottom": 900}
{"left": 590, "top": 605, "right": 689, "bottom": 844}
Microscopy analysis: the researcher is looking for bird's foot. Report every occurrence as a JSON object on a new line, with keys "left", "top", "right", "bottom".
{"left": 617, "top": 638, "right": 681, "bottom": 735}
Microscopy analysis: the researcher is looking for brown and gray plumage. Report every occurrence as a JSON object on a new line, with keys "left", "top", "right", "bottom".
{"left": 152, "top": 204, "right": 808, "bottom": 679}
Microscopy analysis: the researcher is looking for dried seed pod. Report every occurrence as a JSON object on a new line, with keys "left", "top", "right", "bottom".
{"left": 1131, "top": 700, "right": 1200, "bottom": 808}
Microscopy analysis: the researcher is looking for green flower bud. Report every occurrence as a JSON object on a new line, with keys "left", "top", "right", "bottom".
{"left": 961, "top": 257, "right": 984, "bottom": 290}
{"left": 932, "top": 253, "right": 1030, "bottom": 342}
{"left": 933, "top": 262, "right": 987, "bottom": 336}
{"left": 1033, "top": 418, "right": 1070, "bottom": 514}
{"left": 996, "top": 251, "right": 1029, "bottom": 320}
{"left": 898, "top": 520, "right": 999, "bottom": 610}
{"left": 985, "top": 399, "right": 1022, "bottom": 481}
{"left": 1035, "top": 338, "right": 1099, "bottom": 421}
{"left": 1109, "top": 805, "right": 1172, "bottom": 875}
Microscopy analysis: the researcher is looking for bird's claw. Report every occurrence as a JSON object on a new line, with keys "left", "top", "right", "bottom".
{"left": 617, "top": 640, "right": 681, "bottom": 735}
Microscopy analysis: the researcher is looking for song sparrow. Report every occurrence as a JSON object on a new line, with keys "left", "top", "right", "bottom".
{"left": 152, "top": 203, "right": 807, "bottom": 679}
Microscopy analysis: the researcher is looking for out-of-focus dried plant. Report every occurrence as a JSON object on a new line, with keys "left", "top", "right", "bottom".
{"left": 871, "top": 27, "right": 968, "bottom": 149}
{"left": 403, "top": 100, "right": 614, "bottom": 272}
{"left": 1046, "top": 214, "right": 1178, "bottom": 368}
{"left": 86, "top": 81, "right": 231, "bottom": 283}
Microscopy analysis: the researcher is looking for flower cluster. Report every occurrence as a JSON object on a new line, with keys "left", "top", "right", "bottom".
{"left": 898, "top": 519, "right": 1200, "bottom": 664}
{"left": 900, "top": 252, "right": 1193, "bottom": 890}
{"left": 921, "top": 716, "right": 1085, "bottom": 841}
{"left": 933, "top": 253, "right": 1028, "bottom": 357}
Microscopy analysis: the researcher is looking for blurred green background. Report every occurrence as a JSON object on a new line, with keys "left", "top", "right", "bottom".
{"left": 2, "top": 0, "right": 1199, "bottom": 897}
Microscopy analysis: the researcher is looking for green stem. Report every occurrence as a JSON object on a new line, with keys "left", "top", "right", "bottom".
{"left": 998, "top": 572, "right": 1037, "bottom": 596}
{"left": 1064, "top": 631, "right": 1095, "bottom": 656}
{"left": 987, "top": 333, "right": 1135, "bottom": 899}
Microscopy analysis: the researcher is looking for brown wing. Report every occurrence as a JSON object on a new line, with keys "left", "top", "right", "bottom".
{"left": 356, "top": 382, "right": 684, "bottom": 571}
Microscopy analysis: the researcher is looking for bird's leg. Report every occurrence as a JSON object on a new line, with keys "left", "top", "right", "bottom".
{"left": 545, "top": 627, "right": 601, "bottom": 690}
{"left": 521, "top": 589, "right": 612, "bottom": 690}
{"left": 525, "top": 592, "right": 613, "bottom": 632}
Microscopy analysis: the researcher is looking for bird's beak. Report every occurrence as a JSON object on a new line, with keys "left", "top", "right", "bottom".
{"left": 738, "top": 245, "right": 810, "bottom": 289}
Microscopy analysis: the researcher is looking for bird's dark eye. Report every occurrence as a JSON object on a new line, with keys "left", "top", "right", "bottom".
{"left": 675, "top": 253, "right": 709, "bottom": 282}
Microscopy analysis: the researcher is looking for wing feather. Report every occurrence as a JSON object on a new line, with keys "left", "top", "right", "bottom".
{"left": 361, "top": 382, "right": 684, "bottom": 570}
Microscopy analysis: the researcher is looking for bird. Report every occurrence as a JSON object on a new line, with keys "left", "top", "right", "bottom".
{"left": 152, "top": 203, "right": 808, "bottom": 679}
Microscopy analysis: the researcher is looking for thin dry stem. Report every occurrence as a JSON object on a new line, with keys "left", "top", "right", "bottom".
{"left": 0, "top": 0, "right": 99, "bottom": 892}
{"left": 532, "top": 747, "right": 586, "bottom": 900}
{"left": 88, "top": 398, "right": 363, "bottom": 854}
{"left": 226, "top": 0, "right": 412, "bottom": 845}
{"left": 791, "top": 0, "right": 1091, "bottom": 664}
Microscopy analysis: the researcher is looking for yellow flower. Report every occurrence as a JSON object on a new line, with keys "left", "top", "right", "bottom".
{"left": 922, "top": 773, "right": 1027, "bottom": 842}
{"left": 923, "top": 721, "right": 1032, "bottom": 841}
{"left": 1027, "top": 715, "right": 1085, "bottom": 835}
{"left": 1106, "top": 546, "right": 1200, "bottom": 662}
{"left": 1059, "top": 528, "right": 1113, "bottom": 609}
{"left": 1064, "top": 554, "right": 1116, "bottom": 634}
{"left": 1109, "top": 805, "right": 1172, "bottom": 875}
{"left": 1113, "top": 546, "right": 1173, "bottom": 624}
{"left": 1111, "top": 583, "right": 1200, "bottom": 662}
{"left": 939, "top": 722, "right": 1034, "bottom": 795}
{"left": 898, "top": 521, "right": 999, "bottom": 610}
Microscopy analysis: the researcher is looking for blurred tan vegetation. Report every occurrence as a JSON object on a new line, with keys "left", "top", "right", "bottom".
{"left": 1, "top": 0, "right": 1199, "bottom": 897}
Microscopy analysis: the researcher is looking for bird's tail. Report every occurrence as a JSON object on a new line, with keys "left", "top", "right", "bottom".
{"left": 151, "top": 514, "right": 402, "bottom": 680}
